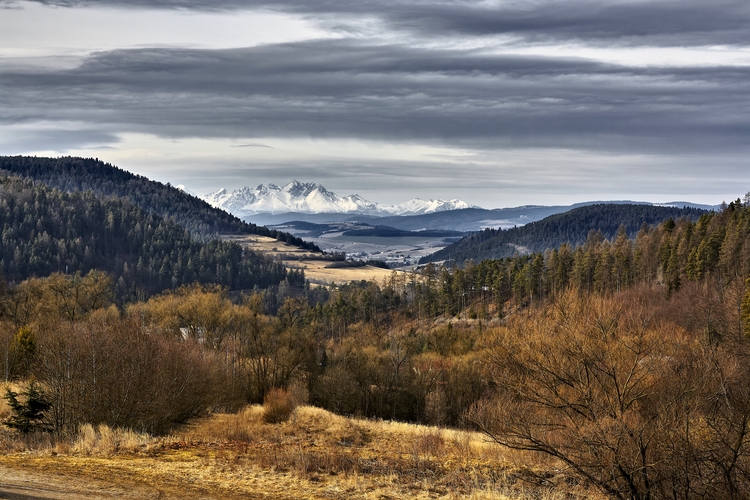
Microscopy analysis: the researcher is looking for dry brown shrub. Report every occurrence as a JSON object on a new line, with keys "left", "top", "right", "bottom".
{"left": 183, "top": 405, "right": 264, "bottom": 442}
{"left": 262, "top": 388, "right": 297, "bottom": 424}
{"left": 470, "top": 290, "right": 750, "bottom": 500}
{"left": 36, "top": 314, "right": 228, "bottom": 434}
{"left": 412, "top": 428, "right": 445, "bottom": 460}
{"left": 71, "top": 424, "right": 163, "bottom": 456}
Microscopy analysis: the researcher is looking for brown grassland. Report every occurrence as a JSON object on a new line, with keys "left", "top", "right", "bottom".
{"left": 224, "top": 235, "right": 399, "bottom": 285}
{"left": 0, "top": 401, "right": 596, "bottom": 499}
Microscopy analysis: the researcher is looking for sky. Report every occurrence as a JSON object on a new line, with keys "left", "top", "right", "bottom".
{"left": 1, "top": 0, "right": 749, "bottom": 208}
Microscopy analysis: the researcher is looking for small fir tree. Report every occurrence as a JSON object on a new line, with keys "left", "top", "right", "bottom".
{"left": 3, "top": 381, "right": 52, "bottom": 433}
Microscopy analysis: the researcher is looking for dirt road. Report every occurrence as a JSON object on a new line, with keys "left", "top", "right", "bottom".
{"left": 0, "top": 465, "right": 168, "bottom": 499}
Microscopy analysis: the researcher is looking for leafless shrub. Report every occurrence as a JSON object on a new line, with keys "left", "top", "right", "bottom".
{"left": 35, "top": 313, "right": 228, "bottom": 434}
{"left": 262, "top": 388, "right": 297, "bottom": 424}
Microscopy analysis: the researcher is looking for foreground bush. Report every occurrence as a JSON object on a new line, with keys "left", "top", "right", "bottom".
{"left": 35, "top": 310, "right": 235, "bottom": 434}
{"left": 262, "top": 388, "right": 296, "bottom": 424}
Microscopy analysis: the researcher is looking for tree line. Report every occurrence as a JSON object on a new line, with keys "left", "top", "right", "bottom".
{"left": 0, "top": 156, "right": 320, "bottom": 251}
{"left": 0, "top": 175, "right": 302, "bottom": 299}
{"left": 423, "top": 202, "right": 707, "bottom": 264}
{"left": 410, "top": 198, "right": 750, "bottom": 322}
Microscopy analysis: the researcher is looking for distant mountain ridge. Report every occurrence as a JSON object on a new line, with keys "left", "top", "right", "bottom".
{"left": 201, "top": 181, "right": 472, "bottom": 216}
{"left": 243, "top": 200, "right": 718, "bottom": 235}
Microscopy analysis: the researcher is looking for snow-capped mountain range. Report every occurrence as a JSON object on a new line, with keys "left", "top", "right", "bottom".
{"left": 200, "top": 181, "right": 473, "bottom": 216}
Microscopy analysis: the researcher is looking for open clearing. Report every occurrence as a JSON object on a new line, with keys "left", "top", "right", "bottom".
{"left": 224, "top": 235, "right": 404, "bottom": 285}
{"left": 0, "top": 406, "right": 593, "bottom": 500}
{"left": 269, "top": 221, "right": 458, "bottom": 268}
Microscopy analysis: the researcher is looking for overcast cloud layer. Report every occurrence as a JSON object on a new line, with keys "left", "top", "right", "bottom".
{"left": 1, "top": 0, "right": 749, "bottom": 206}
{"left": 15, "top": 0, "right": 750, "bottom": 47}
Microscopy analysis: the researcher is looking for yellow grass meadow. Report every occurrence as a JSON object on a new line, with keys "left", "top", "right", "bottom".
{"left": 224, "top": 235, "right": 401, "bottom": 285}
{"left": 0, "top": 404, "right": 598, "bottom": 499}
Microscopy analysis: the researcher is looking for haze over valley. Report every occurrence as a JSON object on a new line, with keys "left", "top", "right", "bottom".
{"left": 187, "top": 179, "right": 718, "bottom": 266}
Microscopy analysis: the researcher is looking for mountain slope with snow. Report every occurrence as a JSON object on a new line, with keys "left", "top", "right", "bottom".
{"left": 201, "top": 181, "right": 474, "bottom": 216}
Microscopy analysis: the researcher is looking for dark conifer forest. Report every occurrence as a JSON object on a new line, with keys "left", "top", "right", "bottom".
{"left": 0, "top": 156, "right": 319, "bottom": 251}
{"left": 422, "top": 202, "right": 707, "bottom": 264}
{"left": 0, "top": 175, "right": 302, "bottom": 298}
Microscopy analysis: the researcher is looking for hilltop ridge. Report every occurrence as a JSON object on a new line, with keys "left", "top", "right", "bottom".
{"left": 0, "top": 156, "right": 320, "bottom": 252}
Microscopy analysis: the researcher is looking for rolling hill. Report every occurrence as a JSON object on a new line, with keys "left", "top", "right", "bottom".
{"left": 421, "top": 203, "right": 709, "bottom": 264}
{"left": 0, "top": 174, "right": 299, "bottom": 298}
{"left": 0, "top": 156, "right": 319, "bottom": 252}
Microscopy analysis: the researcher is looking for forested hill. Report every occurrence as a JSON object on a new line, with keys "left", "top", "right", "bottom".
{"left": 0, "top": 175, "right": 301, "bottom": 299}
{"left": 421, "top": 203, "right": 708, "bottom": 264}
{"left": 0, "top": 156, "right": 319, "bottom": 251}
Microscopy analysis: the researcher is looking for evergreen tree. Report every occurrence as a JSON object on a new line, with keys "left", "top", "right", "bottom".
{"left": 3, "top": 381, "right": 51, "bottom": 433}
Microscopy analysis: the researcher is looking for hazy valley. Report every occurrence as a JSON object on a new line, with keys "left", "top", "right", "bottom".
{"left": 195, "top": 180, "right": 717, "bottom": 268}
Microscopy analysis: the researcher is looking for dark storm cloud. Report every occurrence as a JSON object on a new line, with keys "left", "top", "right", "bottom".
{"left": 1, "top": 40, "right": 749, "bottom": 154}
{"left": 9, "top": 0, "right": 750, "bottom": 47}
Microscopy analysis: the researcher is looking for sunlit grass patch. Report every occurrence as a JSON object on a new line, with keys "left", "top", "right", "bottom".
{"left": 0, "top": 404, "right": 602, "bottom": 499}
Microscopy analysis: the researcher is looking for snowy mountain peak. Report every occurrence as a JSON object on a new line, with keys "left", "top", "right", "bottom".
{"left": 200, "top": 182, "right": 474, "bottom": 217}
{"left": 255, "top": 183, "right": 279, "bottom": 196}
{"left": 385, "top": 198, "right": 471, "bottom": 215}
{"left": 202, "top": 187, "right": 232, "bottom": 207}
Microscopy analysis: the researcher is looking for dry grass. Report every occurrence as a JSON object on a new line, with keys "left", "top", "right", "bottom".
{"left": 0, "top": 405, "right": 601, "bottom": 499}
{"left": 296, "top": 260, "right": 397, "bottom": 285}
{"left": 71, "top": 424, "right": 167, "bottom": 456}
{"left": 178, "top": 406, "right": 598, "bottom": 499}
{"left": 225, "top": 235, "right": 399, "bottom": 285}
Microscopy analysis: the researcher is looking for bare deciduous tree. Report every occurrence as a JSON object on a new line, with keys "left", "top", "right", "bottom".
{"left": 469, "top": 292, "right": 750, "bottom": 499}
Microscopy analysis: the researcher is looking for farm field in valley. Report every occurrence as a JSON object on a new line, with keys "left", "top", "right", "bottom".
{"left": 223, "top": 235, "right": 406, "bottom": 285}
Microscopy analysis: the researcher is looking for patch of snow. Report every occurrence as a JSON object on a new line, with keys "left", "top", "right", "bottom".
{"left": 176, "top": 184, "right": 198, "bottom": 197}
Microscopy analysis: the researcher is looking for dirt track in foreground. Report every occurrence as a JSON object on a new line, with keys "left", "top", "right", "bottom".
{"left": 0, "top": 453, "right": 282, "bottom": 500}
{"left": 0, "top": 464, "right": 164, "bottom": 499}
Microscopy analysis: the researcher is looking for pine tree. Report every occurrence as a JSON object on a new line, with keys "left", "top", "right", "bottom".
{"left": 3, "top": 381, "right": 52, "bottom": 433}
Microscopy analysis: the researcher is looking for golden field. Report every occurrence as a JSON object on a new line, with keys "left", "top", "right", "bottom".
{"left": 224, "top": 235, "right": 402, "bottom": 285}
{"left": 0, "top": 404, "right": 595, "bottom": 500}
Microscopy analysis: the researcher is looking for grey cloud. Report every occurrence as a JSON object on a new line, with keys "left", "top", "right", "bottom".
{"left": 1, "top": 40, "right": 749, "bottom": 155}
{"left": 0, "top": 128, "right": 120, "bottom": 154}
{"left": 11, "top": 0, "right": 750, "bottom": 47}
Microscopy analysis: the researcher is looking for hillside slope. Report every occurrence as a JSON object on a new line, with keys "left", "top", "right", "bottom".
{"left": 0, "top": 175, "right": 298, "bottom": 297}
{"left": 421, "top": 203, "right": 708, "bottom": 264}
{"left": 0, "top": 156, "right": 319, "bottom": 251}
